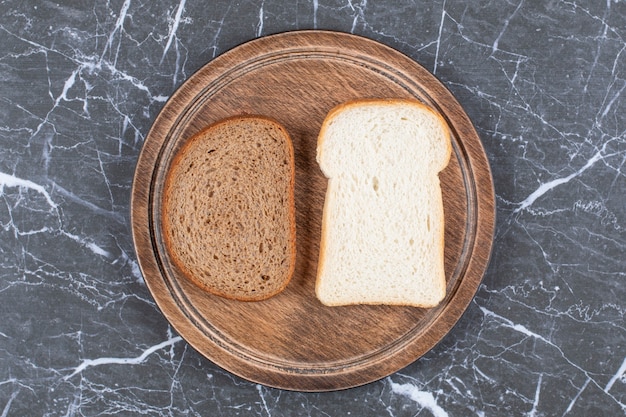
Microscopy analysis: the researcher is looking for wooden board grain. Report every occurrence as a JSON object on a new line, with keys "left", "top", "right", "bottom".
{"left": 131, "top": 30, "right": 495, "bottom": 391}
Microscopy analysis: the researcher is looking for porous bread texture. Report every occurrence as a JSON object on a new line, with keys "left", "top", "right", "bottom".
{"left": 315, "top": 99, "right": 451, "bottom": 307}
{"left": 162, "top": 116, "right": 296, "bottom": 301}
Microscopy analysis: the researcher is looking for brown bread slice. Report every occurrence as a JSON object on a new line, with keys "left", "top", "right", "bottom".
{"left": 162, "top": 116, "right": 296, "bottom": 301}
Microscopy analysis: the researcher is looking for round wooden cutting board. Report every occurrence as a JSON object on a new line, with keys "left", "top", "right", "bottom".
{"left": 131, "top": 30, "right": 495, "bottom": 391}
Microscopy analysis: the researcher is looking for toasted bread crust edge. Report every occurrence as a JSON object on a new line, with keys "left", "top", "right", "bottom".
{"left": 161, "top": 115, "right": 297, "bottom": 302}
{"left": 315, "top": 98, "right": 451, "bottom": 307}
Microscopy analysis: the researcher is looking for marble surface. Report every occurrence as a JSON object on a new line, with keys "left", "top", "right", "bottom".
{"left": 1, "top": 0, "right": 625, "bottom": 415}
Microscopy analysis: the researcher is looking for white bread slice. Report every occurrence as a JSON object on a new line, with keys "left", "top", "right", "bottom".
{"left": 315, "top": 99, "right": 451, "bottom": 307}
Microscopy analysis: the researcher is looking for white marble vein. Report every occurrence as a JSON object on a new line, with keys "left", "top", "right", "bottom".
{"left": 514, "top": 146, "right": 608, "bottom": 214}
{"left": 433, "top": 0, "right": 447, "bottom": 75}
{"left": 564, "top": 378, "right": 591, "bottom": 416}
{"left": 257, "top": 1, "right": 266, "bottom": 37}
{"left": 101, "top": 0, "right": 132, "bottom": 67}
{"left": 161, "top": 0, "right": 187, "bottom": 64}
{"left": 389, "top": 378, "right": 449, "bottom": 417}
{"left": 605, "top": 356, "right": 626, "bottom": 393}
{"left": 60, "top": 230, "right": 112, "bottom": 259}
{"left": 529, "top": 373, "right": 542, "bottom": 417}
{"left": 491, "top": 0, "right": 525, "bottom": 54}
{"left": 1, "top": 389, "right": 19, "bottom": 417}
{"left": 347, "top": 0, "right": 367, "bottom": 33}
{"left": 0, "top": 171, "right": 58, "bottom": 210}
{"left": 48, "top": 179, "right": 127, "bottom": 225}
{"left": 65, "top": 336, "right": 183, "bottom": 380}
{"left": 256, "top": 384, "right": 273, "bottom": 417}
{"left": 600, "top": 81, "right": 625, "bottom": 120}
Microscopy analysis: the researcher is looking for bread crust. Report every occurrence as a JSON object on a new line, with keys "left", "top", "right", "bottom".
{"left": 161, "top": 115, "right": 296, "bottom": 301}
{"left": 316, "top": 98, "right": 452, "bottom": 170}
{"left": 315, "top": 98, "right": 451, "bottom": 307}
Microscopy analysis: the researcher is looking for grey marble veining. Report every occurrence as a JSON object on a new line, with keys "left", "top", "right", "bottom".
{"left": 0, "top": 0, "right": 624, "bottom": 415}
